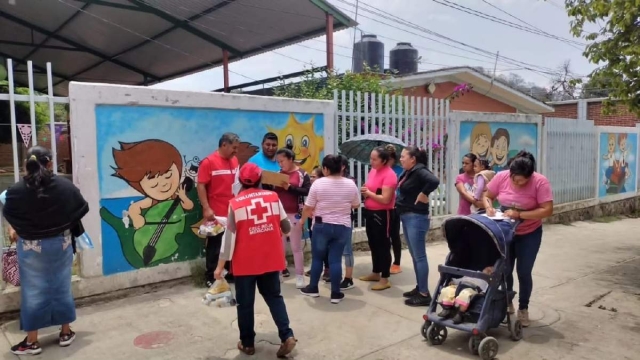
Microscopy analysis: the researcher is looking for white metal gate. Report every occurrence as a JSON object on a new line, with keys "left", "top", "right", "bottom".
{"left": 333, "top": 89, "right": 450, "bottom": 225}
{"left": 1, "top": 58, "right": 69, "bottom": 281}
{"left": 543, "top": 117, "right": 598, "bottom": 204}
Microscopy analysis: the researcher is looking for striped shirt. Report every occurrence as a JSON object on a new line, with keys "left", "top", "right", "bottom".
{"left": 305, "top": 176, "right": 360, "bottom": 227}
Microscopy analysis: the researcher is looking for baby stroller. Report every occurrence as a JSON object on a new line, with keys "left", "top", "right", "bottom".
{"left": 421, "top": 213, "right": 522, "bottom": 360}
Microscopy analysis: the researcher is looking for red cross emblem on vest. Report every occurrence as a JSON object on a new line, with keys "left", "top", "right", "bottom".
{"left": 247, "top": 198, "right": 272, "bottom": 224}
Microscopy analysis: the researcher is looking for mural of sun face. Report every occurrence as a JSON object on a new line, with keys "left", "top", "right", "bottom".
{"left": 268, "top": 113, "right": 324, "bottom": 173}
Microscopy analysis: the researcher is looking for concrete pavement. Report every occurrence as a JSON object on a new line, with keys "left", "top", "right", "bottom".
{"left": 2, "top": 218, "right": 640, "bottom": 359}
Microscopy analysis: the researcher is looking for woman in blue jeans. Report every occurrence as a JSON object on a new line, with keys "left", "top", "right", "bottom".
{"left": 484, "top": 151, "right": 553, "bottom": 327}
{"left": 299, "top": 155, "right": 361, "bottom": 304}
{"left": 395, "top": 146, "right": 440, "bottom": 307}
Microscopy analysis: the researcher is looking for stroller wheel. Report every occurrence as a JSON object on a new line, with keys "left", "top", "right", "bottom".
{"left": 478, "top": 337, "right": 499, "bottom": 360}
{"left": 510, "top": 320, "right": 523, "bottom": 341}
{"left": 468, "top": 336, "right": 481, "bottom": 355}
{"left": 426, "top": 324, "right": 448, "bottom": 346}
{"left": 420, "top": 322, "right": 430, "bottom": 339}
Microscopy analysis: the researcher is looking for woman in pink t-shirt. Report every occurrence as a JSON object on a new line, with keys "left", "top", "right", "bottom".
{"left": 455, "top": 153, "right": 478, "bottom": 215}
{"left": 483, "top": 151, "right": 553, "bottom": 328}
{"left": 358, "top": 146, "right": 398, "bottom": 291}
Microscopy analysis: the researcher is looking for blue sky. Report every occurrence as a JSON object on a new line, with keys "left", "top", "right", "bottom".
{"left": 95, "top": 105, "right": 323, "bottom": 198}
{"left": 153, "top": 0, "right": 596, "bottom": 93}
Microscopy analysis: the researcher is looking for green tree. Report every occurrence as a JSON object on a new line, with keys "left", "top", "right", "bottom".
{"left": 563, "top": 0, "right": 640, "bottom": 115}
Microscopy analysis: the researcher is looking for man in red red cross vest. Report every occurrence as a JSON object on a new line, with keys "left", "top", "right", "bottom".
{"left": 214, "top": 162, "right": 297, "bottom": 357}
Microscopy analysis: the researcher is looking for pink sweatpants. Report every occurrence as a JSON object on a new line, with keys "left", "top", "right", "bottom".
{"left": 283, "top": 213, "right": 305, "bottom": 276}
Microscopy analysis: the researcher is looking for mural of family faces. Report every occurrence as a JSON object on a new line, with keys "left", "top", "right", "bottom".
{"left": 459, "top": 121, "right": 538, "bottom": 174}
{"left": 598, "top": 132, "right": 637, "bottom": 197}
{"left": 95, "top": 105, "right": 325, "bottom": 275}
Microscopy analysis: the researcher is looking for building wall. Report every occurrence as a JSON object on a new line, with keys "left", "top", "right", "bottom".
{"left": 404, "top": 81, "right": 517, "bottom": 113}
{"left": 69, "top": 83, "right": 335, "bottom": 280}
{"left": 544, "top": 101, "right": 640, "bottom": 127}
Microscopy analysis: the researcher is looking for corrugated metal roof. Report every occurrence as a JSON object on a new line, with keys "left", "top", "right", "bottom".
{"left": 0, "top": 0, "right": 356, "bottom": 95}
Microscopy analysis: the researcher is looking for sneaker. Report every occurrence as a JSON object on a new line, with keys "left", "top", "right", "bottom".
{"left": 508, "top": 301, "right": 516, "bottom": 314}
{"left": 518, "top": 309, "right": 530, "bottom": 327}
{"left": 276, "top": 337, "right": 297, "bottom": 358}
{"left": 404, "top": 293, "right": 432, "bottom": 307}
{"left": 437, "top": 307, "right": 454, "bottom": 319}
{"left": 402, "top": 286, "right": 419, "bottom": 298}
{"left": 452, "top": 311, "right": 464, "bottom": 324}
{"left": 295, "top": 275, "right": 306, "bottom": 289}
{"left": 340, "top": 278, "right": 355, "bottom": 290}
{"left": 299, "top": 286, "right": 319, "bottom": 298}
{"left": 205, "top": 280, "right": 213, "bottom": 288}
{"left": 282, "top": 269, "right": 290, "bottom": 278}
{"left": 331, "top": 292, "right": 345, "bottom": 304}
{"left": 59, "top": 330, "right": 76, "bottom": 347}
{"left": 390, "top": 264, "right": 402, "bottom": 274}
{"left": 11, "top": 337, "right": 42, "bottom": 355}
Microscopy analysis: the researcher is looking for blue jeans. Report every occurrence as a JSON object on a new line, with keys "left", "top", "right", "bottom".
{"left": 506, "top": 226, "right": 543, "bottom": 310}
{"left": 400, "top": 212, "right": 430, "bottom": 295}
{"left": 343, "top": 227, "right": 354, "bottom": 268}
{"left": 310, "top": 223, "right": 351, "bottom": 294}
{"left": 234, "top": 271, "right": 294, "bottom": 347}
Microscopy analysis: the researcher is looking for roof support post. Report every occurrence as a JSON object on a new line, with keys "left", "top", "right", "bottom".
{"left": 223, "top": 49, "right": 230, "bottom": 93}
{"left": 325, "top": 13, "right": 334, "bottom": 73}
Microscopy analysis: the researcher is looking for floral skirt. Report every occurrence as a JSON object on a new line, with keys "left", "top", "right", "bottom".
{"left": 17, "top": 234, "right": 76, "bottom": 331}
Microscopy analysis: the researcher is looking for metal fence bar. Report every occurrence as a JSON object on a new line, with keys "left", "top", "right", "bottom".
{"left": 47, "top": 63, "right": 59, "bottom": 174}
{"left": 7, "top": 59, "right": 20, "bottom": 183}
{"left": 27, "top": 61, "right": 37, "bottom": 146}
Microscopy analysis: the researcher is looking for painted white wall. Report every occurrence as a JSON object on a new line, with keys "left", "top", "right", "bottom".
{"left": 69, "top": 82, "right": 335, "bottom": 279}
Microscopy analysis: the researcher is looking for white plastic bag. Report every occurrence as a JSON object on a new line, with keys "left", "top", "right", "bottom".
{"left": 198, "top": 216, "right": 228, "bottom": 237}
{"left": 202, "top": 273, "right": 236, "bottom": 307}
{"left": 75, "top": 232, "right": 94, "bottom": 251}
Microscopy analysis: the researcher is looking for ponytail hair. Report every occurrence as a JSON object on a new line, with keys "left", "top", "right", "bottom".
{"left": 509, "top": 150, "right": 536, "bottom": 178}
{"left": 404, "top": 146, "right": 428, "bottom": 166}
{"left": 24, "top": 146, "right": 53, "bottom": 197}
{"left": 321, "top": 154, "right": 343, "bottom": 175}
{"left": 385, "top": 144, "right": 398, "bottom": 163}
{"left": 276, "top": 144, "right": 295, "bottom": 160}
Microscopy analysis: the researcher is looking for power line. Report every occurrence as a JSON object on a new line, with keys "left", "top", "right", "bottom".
{"left": 431, "top": 0, "right": 584, "bottom": 49}
{"left": 334, "top": 0, "right": 566, "bottom": 79}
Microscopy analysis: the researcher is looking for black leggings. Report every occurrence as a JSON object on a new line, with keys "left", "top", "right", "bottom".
{"left": 390, "top": 209, "right": 401, "bottom": 266}
{"left": 364, "top": 209, "right": 392, "bottom": 278}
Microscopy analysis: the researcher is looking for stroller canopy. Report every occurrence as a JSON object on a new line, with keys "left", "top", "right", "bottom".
{"left": 441, "top": 214, "right": 515, "bottom": 271}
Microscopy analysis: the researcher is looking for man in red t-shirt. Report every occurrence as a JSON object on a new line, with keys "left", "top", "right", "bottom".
{"left": 197, "top": 132, "right": 240, "bottom": 286}
{"left": 214, "top": 162, "right": 296, "bottom": 357}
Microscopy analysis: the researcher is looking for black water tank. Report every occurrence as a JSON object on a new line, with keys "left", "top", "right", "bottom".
{"left": 352, "top": 34, "right": 384, "bottom": 73}
{"left": 390, "top": 42, "right": 418, "bottom": 75}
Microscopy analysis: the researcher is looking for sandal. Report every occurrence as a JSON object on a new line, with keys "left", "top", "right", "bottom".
{"left": 237, "top": 341, "right": 256, "bottom": 355}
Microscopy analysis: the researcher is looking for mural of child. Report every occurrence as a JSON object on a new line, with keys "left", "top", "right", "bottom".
{"left": 489, "top": 128, "right": 510, "bottom": 172}
{"left": 99, "top": 139, "right": 204, "bottom": 269}
{"left": 603, "top": 133, "right": 616, "bottom": 168}
{"left": 469, "top": 122, "right": 492, "bottom": 159}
